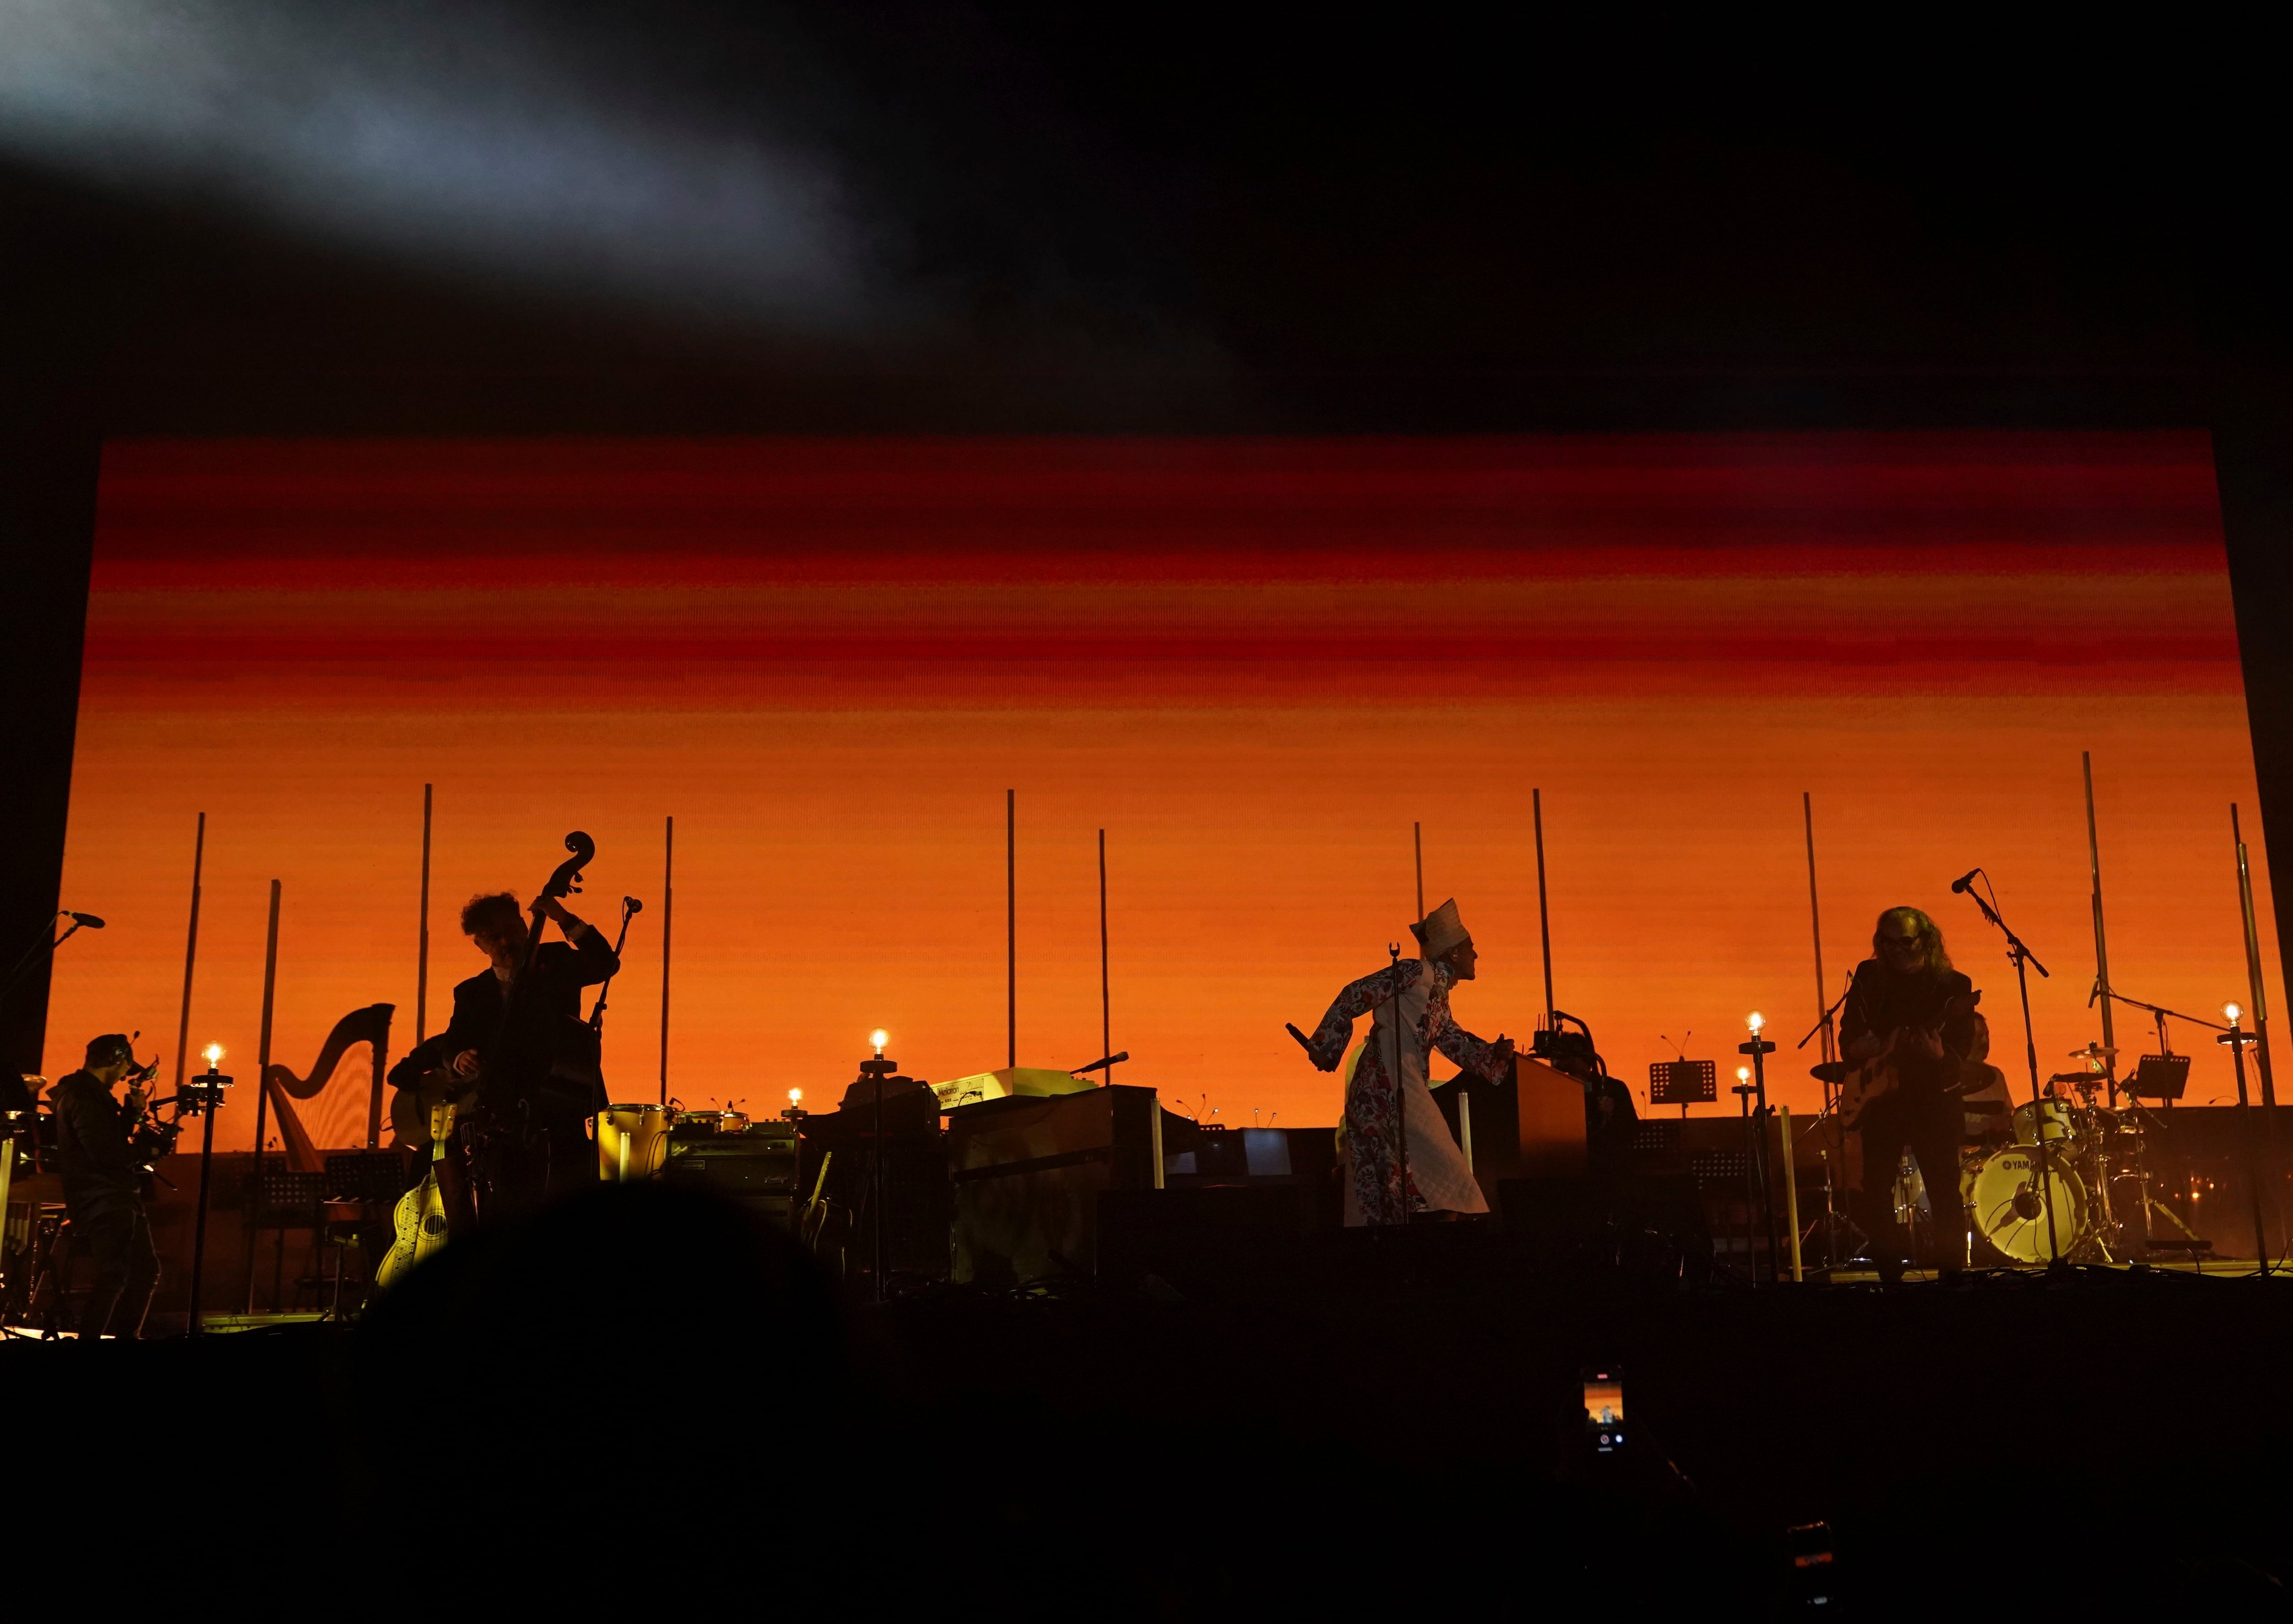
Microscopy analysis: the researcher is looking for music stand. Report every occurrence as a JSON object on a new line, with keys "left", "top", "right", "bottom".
{"left": 2124, "top": 1053, "right": 2190, "bottom": 1103}
{"left": 1649, "top": 1059, "right": 1717, "bottom": 1119}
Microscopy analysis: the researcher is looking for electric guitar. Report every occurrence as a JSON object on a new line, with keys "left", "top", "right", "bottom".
{"left": 1826, "top": 990, "right": 1999, "bottom": 1130}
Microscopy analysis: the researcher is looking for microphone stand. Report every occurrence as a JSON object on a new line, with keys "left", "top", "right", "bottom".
{"left": 0, "top": 914, "right": 86, "bottom": 1006}
{"left": 586, "top": 897, "right": 643, "bottom": 1035}
{"left": 2093, "top": 987, "right": 2227, "bottom": 1053}
{"left": 1957, "top": 874, "right": 2062, "bottom": 1267}
{"left": 1796, "top": 973, "right": 1858, "bottom": 1272}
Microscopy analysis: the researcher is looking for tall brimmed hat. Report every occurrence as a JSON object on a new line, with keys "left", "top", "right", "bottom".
{"left": 1409, "top": 898, "right": 1471, "bottom": 961}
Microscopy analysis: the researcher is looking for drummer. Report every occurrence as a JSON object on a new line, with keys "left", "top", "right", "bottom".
{"left": 1841, "top": 907, "right": 1990, "bottom": 1282}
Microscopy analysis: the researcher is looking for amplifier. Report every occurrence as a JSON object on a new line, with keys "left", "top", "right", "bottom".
{"left": 663, "top": 1124, "right": 799, "bottom": 1225}
{"left": 944, "top": 1084, "right": 1162, "bottom": 1285}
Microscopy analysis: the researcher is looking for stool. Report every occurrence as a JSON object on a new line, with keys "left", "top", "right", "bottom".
{"left": 319, "top": 1197, "right": 392, "bottom": 1316}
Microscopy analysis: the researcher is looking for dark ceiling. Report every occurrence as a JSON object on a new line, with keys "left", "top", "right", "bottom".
{"left": 4, "top": 4, "right": 2283, "bottom": 437}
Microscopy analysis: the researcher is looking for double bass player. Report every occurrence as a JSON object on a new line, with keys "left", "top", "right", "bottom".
{"left": 444, "top": 888, "right": 619, "bottom": 1214}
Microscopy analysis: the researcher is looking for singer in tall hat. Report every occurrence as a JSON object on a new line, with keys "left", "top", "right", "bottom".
{"left": 1290, "top": 898, "right": 1514, "bottom": 1225}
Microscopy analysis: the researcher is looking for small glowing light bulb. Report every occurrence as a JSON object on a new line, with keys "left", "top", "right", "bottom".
{"left": 788, "top": 1088, "right": 803, "bottom": 1105}
{"left": 1736, "top": 1066, "right": 1751, "bottom": 1083}
{"left": 202, "top": 1042, "right": 224, "bottom": 1066}
{"left": 870, "top": 1029, "right": 888, "bottom": 1054}
{"left": 1746, "top": 1011, "right": 1765, "bottom": 1034}
{"left": 2225, "top": 1003, "right": 2243, "bottom": 1024}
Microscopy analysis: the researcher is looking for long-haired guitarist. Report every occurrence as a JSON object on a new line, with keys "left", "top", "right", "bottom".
{"left": 1841, "top": 906, "right": 1988, "bottom": 1280}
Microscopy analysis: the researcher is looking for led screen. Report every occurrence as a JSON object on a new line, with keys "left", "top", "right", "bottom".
{"left": 48, "top": 432, "right": 2276, "bottom": 1149}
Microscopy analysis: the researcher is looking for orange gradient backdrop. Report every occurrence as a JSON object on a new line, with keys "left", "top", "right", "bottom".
{"left": 46, "top": 432, "right": 2280, "bottom": 1150}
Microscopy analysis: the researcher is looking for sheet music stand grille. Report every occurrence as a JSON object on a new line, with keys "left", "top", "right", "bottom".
{"left": 2126, "top": 1054, "right": 2191, "bottom": 1101}
{"left": 1650, "top": 1059, "right": 1717, "bottom": 1112}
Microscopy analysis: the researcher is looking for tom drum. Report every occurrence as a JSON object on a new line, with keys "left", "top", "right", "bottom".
{"left": 598, "top": 1103, "right": 673, "bottom": 1182}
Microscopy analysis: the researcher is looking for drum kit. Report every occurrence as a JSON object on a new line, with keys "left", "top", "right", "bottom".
{"left": 1943, "top": 1043, "right": 2197, "bottom": 1265}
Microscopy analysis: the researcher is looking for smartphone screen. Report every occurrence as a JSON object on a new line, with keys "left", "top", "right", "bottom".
{"left": 1581, "top": 1366, "right": 1624, "bottom": 1453}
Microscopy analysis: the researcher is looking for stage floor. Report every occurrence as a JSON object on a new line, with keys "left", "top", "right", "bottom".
{"left": 10, "top": 1205, "right": 2290, "bottom": 1617}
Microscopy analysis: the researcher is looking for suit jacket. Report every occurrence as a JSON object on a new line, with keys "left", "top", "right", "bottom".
{"left": 445, "top": 930, "right": 620, "bottom": 1114}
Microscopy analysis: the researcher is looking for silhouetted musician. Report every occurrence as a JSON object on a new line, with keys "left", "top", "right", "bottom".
{"left": 444, "top": 891, "right": 619, "bottom": 1207}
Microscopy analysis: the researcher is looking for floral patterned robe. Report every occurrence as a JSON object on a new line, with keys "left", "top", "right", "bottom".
{"left": 1304, "top": 957, "right": 1512, "bottom": 1224}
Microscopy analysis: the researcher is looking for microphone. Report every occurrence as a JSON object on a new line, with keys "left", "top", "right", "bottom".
{"left": 1948, "top": 869, "right": 1980, "bottom": 895}
{"left": 67, "top": 912, "right": 105, "bottom": 929}
{"left": 623, "top": 896, "right": 642, "bottom": 915}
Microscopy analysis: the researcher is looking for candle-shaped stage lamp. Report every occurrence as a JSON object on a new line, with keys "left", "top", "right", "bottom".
{"left": 2220, "top": 1002, "right": 2272, "bottom": 1272}
{"left": 185, "top": 1041, "right": 235, "bottom": 1334}
{"left": 1739, "top": 1011, "right": 1781, "bottom": 1285}
{"left": 860, "top": 1030, "right": 898, "bottom": 1302}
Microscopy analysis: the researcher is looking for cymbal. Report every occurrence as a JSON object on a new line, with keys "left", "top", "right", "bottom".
{"left": 2067, "top": 1043, "right": 2119, "bottom": 1059}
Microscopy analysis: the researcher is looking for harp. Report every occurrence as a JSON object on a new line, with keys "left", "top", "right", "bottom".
{"left": 263, "top": 1003, "right": 393, "bottom": 1171}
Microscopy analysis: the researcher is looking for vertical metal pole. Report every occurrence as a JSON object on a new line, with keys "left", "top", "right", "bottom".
{"left": 873, "top": 1051, "right": 886, "bottom": 1303}
{"left": 1098, "top": 829, "right": 1111, "bottom": 1087}
{"left": 1388, "top": 944, "right": 1409, "bottom": 1226}
{"left": 188, "top": 1065, "right": 220, "bottom": 1335}
{"left": 2234, "top": 805, "right": 2276, "bottom": 1108}
{"left": 2084, "top": 753, "right": 2118, "bottom": 1107}
{"left": 1737, "top": 1079, "right": 1757, "bottom": 1286}
{"left": 1007, "top": 789, "right": 1016, "bottom": 1070}
{"left": 1803, "top": 794, "right": 1829, "bottom": 1066}
{"left": 1780, "top": 1104, "right": 1803, "bottom": 1282}
{"left": 1804, "top": 793, "right": 1842, "bottom": 1269}
{"left": 658, "top": 815, "right": 673, "bottom": 1106}
{"left": 1532, "top": 789, "right": 1555, "bottom": 1029}
{"left": 172, "top": 814, "right": 206, "bottom": 1094}
{"left": 415, "top": 783, "right": 433, "bottom": 1044}
{"left": 244, "top": 880, "right": 280, "bottom": 1313}
{"left": 2234, "top": 804, "right": 2280, "bottom": 1257}
{"left": 365, "top": 1010, "right": 388, "bottom": 1150}
{"left": 1413, "top": 821, "right": 1424, "bottom": 922}
{"left": 1748, "top": 1037, "right": 1781, "bottom": 1282}
{"left": 2015, "top": 948, "right": 2061, "bottom": 1264}
{"left": 2223, "top": 1021, "right": 2271, "bottom": 1272}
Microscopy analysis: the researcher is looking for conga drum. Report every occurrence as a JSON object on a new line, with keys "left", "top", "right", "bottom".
{"left": 598, "top": 1103, "right": 672, "bottom": 1182}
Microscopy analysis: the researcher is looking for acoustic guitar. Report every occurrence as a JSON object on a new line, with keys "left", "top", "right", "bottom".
{"left": 376, "top": 1097, "right": 462, "bottom": 1291}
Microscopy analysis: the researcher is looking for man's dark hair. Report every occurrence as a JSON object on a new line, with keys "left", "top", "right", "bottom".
{"left": 461, "top": 892, "right": 526, "bottom": 940}
{"left": 85, "top": 1033, "right": 134, "bottom": 1069}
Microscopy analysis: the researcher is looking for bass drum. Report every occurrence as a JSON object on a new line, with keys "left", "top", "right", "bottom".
{"left": 1963, "top": 1144, "right": 2085, "bottom": 1264}
{"left": 598, "top": 1103, "right": 673, "bottom": 1182}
